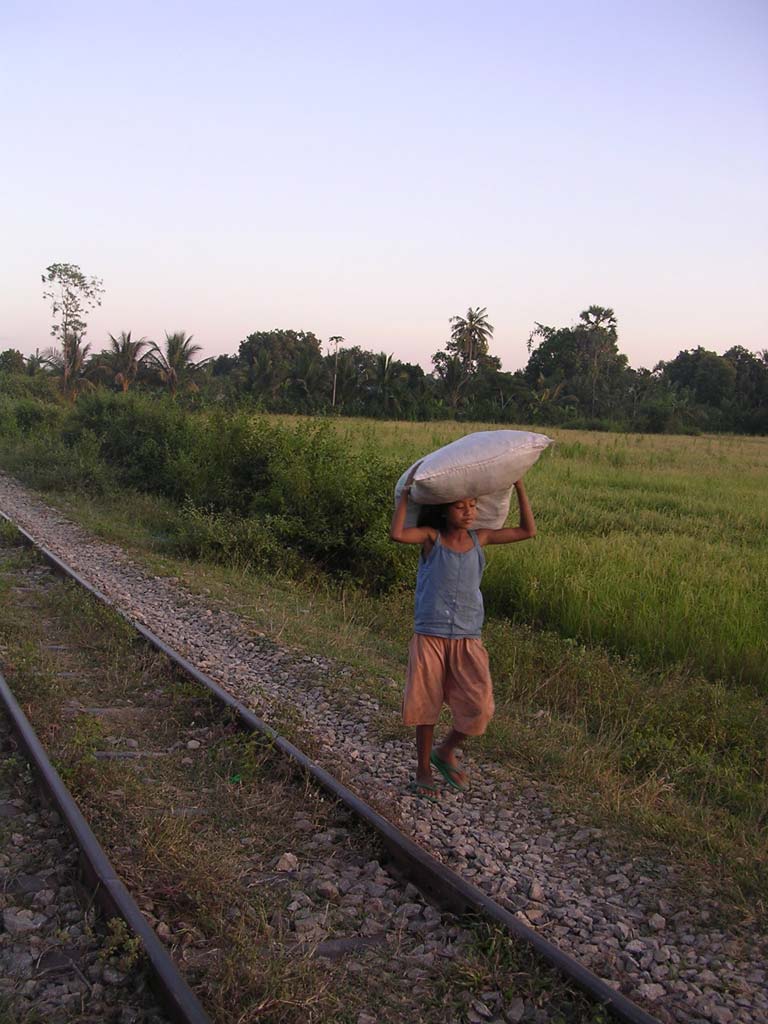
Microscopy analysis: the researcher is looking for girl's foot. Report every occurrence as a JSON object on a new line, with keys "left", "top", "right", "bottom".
{"left": 405, "top": 778, "right": 441, "bottom": 803}
{"left": 430, "top": 750, "right": 469, "bottom": 791}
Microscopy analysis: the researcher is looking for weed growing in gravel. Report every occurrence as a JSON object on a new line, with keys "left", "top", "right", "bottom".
{"left": 449, "top": 920, "right": 610, "bottom": 1022}
{"left": 64, "top": 714, "right": 106, "bottom": 763}
{"left": 99, "top": 917, "right": 143, "bottom": 972}
{"left": 0, "top": 752, "right": 24, "bottom": 784}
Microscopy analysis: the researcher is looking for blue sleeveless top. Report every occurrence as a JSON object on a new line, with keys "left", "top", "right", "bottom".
{"left": 414, "top": 530, "right": 486, "bottom": 638}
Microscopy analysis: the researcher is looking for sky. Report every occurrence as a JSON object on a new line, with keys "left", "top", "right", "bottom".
{"left": 1, "top": 0, "right": 766, "bottom": 374}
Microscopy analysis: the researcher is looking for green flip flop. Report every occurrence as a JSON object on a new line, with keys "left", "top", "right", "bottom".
{"left": 405, "top": 779, "right": 441, "bottom": 803}
{"left": 430, "top": 751, "right": 469, "bottom": 791}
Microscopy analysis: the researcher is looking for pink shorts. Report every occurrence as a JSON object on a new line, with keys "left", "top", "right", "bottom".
{"left": 402, "top": 633, "right": 495, "bottom": 736}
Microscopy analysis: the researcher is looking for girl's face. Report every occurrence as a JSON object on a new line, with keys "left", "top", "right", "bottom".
{"left": 446, "top": 498, "right": 478, "bottom": 529}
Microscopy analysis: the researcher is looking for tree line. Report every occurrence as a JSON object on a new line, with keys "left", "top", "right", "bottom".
{"left": 1, "top": 263, "right": 766, "bottom": 434}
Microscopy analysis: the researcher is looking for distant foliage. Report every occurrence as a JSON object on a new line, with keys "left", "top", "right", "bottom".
{"left": 4, "top": 300, "right": 767, "bottom": 432}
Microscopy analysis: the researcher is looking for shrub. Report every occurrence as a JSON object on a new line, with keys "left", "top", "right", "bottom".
{"left": 0, "top": 428, "right": 110, "bottom": 493}
{"left": 47, "top": 395, "right": 413, "bottom": 589}
{"left": 69, "top": 392, "right": 196, "bottom": 497}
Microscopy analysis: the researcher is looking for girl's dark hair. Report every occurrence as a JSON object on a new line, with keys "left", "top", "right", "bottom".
{"left": 417, "top": 503, "right": 451, "bottom": 530}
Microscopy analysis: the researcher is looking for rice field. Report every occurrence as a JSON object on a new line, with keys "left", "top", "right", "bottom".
{"left": 281, "top": 417, "right": 768, "bottom": 689}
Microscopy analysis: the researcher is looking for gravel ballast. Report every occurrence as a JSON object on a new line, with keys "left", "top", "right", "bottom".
{"left": 0, "top": 472, "right": 765, "bottom": 1024}
{"left": 0, "top": 705, "right": 170, "bottom": 1024}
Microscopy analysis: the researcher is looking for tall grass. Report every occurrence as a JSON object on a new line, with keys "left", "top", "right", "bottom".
{"left": 303, "top": 417, "right": 768, "bottom": 688}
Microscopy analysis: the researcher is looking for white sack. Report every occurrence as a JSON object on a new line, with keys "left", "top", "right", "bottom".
{"left": 394, "top": 430, "right": 552, "bottom": 530}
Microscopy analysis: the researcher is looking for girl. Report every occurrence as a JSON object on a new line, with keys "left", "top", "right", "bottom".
{"left": 390, "top": 469, "right": 536, "bottom": 798}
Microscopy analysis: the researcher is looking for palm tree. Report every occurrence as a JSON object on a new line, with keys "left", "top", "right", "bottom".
{"left": 286, "top": 349, "right": 327, "bottom": 410}
{"left": 334, "top": 348, "right": 366, "bottom": 411}
{"left": 25, "top": 349, "right": 45, "bottom": 376}
{"left": 147, "top": 331, "right": 203, "bottom": 397}
{"left": 41, "top": 334, "right": 95, "bottom": 401}
{"left": 448, "top": 307, "right": 494, "bottom": 370}
{"left": 578, "top": 306, "right": 618, "bottom": 417}
{"left": 328, "top": 335, "right": 344, "bottom": 407}
{"left": 531, "top": 375, "right": 578, "bottom": 414}
{"left": 96, "top": 331, "right": 151, "bottom": 392}
{"left": 433, "top": 352, "right": 468, "bottom": 413}
{"left": 370, "top": 352, "right": 400, "bottom": 416}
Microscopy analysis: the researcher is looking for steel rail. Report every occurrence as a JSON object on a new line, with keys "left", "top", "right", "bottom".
{"left": 0, "top": 671, "right": 212, "bottom": 1024}
{"left": 1, "top": 511, "right": 661, "bottom": 1024}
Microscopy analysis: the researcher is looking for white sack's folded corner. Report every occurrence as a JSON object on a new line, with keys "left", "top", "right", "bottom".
{"left": 394, "top": 430, "right": 553, "bottom": 530}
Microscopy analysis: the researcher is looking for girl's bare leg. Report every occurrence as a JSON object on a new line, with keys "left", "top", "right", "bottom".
{"left": 416, "top": 725, "right": 435, "bottom": 783}
{"left": 436, "top": 728, "right": 469, "bottom": 785}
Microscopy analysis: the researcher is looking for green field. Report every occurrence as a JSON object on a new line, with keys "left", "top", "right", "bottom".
{"left": 277, "top": 416, "right": 768, "bottom": 688}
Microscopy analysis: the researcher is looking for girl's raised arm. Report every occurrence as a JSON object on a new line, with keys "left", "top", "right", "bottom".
{"left": 477, "top": 480, "right": 537, "bottom": 546}
{"left": 389, "top": 464, "right": 435, "bottom": 545}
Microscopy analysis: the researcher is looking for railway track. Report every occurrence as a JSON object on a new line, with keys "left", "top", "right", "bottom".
{"left": 0, "top": 670, "right": 210, "bottom": 1024}
{"left": 0, "top": 509, "right": 662, "bottom": 1024}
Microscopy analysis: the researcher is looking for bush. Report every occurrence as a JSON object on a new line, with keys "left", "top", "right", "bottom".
{"left": 167, "top": 502, "right": 302, "bottom": 576}
{"left": 29, "top": 394, "right": 414, "bottom": 589}
{"left": 0, "top": 372, "right": 61, "bottom": 403}
{"left": 245, "top": 419, "right": 410, "bottom": 589}
{"left": 69, "top": 392, "right": 196, "bottom": 497}
{"left": 0, "top": 428, "right": 110, "bottom": 493}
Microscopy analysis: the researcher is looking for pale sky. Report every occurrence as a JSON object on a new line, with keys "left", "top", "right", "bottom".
{"left": 2, "top": 0, "right": 766, "bottom": 374}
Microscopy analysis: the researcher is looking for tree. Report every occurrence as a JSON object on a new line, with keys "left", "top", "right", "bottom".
{"left": 41, "top": 263, "right": 104, "bottom": 346}
{"left": 41, "top": 334, "right": 95, "bottom": 400}
{"left": 368, "top": 352, "right": 408, "bottom": 417}
{"left": 0, "top": 349, "right": 26, "bottom": 374}
{"left": 447, "top": 307, "right": 494, "bottom": 372}
{"left": 285, "top": 346, "right": 328, "bottom": 411}
{"left": 578, "top": 306, "right": 619, "bottom": 416}
{"left": 330, "top": 346, "right": 373, "bottom": 412}
{"left": 432, "top": 351, "right": 468, "bottom": 413}
{"left": 25, "top": 350, "right": 45, "bottom": 376}
{"left": 209, "top": 353, "right": 239, "bottom": 377}
{"left": 659, "top": 347, "right": 736, "bottom": 409}
{"left": 475, "top": 368, "right": 531, "bottom": 421}
{"left": 530, "top": 376, "right": 578, "bottom": 419}
{"left": 147, "top": 331, "right": 204, "bottom": 397}
{"left": 328, "top": 335, "right": 344, "bottom": 407}
{"left": 238, "top": 329, "right": 324, "bottom": 406}
{"left": 723, "top": 346, "right": 768, "bottom": 415}
{"left": 96, "top": 331, "right": 151, "bottom": 392}
{"left": 524, "top": 306, "right": 628, "bottom": 420}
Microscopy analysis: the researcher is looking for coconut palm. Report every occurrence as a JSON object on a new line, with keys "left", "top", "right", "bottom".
{"left": 333, "top": 348, "right": 368, "bottom": 411}
{"left": 531, "top": 375, "right": 578, "bottom": 414}
{"left": 96, "top": 331, "right": 151, "bottom": 392}
{"left": 25, "top": 349, "right": 45, "bottom": 376}
{"left": 41, "top": 334, "right": 95, "bottom": 400}
{"left": 432, "top": 352, "right": 468, "bottom": 412}
{"left": 147, "top": 331, "right": 203, "bottom": 397}
{"left": 448, "top": 307, "right": 494, "bottom": 371}
{"left": 370, "top": 352, "right": 402, "bottom": 416}
{"left": 286, "top": 348, "right": 328, "bottom": 410}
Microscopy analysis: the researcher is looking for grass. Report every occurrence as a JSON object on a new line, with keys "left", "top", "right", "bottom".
{"left": 28, "top": 483, "right": 768, "bottom": 914}
{"left": 293, "top": 416, "right": 768, "bottom": 687}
